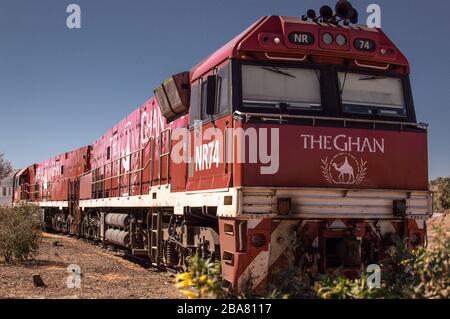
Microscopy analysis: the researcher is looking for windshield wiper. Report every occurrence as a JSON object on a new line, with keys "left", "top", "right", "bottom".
{"left": 359, "top": 75, "right": 387, "bottom": 81}
{"left": 262, "top": 67, "right": 296, "bottom": 79}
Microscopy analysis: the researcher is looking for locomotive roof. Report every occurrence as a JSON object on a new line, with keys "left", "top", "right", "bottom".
{"left": 190, "top": 15, "right": 409, "bottom": 80}
{"left": 16, "top": 145, "right": 90, "bottom": 178}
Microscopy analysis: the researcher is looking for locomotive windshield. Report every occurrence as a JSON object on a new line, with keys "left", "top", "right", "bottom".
{"left": 242, "top": 65, "right": 322, "bottom": 110}
{"left": 238, "top": 63, "right": 411, "bottom": 121}
{"left": 338, "top": 72, "right": 406, "bottom": 117}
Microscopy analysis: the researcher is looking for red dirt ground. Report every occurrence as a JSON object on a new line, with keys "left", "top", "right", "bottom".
{"left": 0, "top": 232, "right": 181, "bottom": 299}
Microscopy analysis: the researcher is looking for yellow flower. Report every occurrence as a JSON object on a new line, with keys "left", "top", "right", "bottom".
{"left": 176, "top": 272, "right": 192, "bottom": 282}
{"left": 182, "top": 290, "right": 200, "bottom": 299}
{"left": 200, "top": 287, "right": 211, "bottom": 295}
{"left": 175, "top": 280, "right": 190, "bottom": 289}
{"left": 199, "top": 275, "right": 208, "bottom": 283}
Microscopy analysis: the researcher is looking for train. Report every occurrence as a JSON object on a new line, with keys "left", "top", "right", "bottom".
{"left": 12, "top": 1, "right": 431, "bottom": 295}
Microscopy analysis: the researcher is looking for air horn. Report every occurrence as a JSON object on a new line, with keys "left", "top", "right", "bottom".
{"left": 303, "top": 0, "right": 359, "bottom": 25}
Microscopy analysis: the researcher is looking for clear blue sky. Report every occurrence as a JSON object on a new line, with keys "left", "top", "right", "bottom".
{"left": 0, "top": 0, "right": 448, "bottom": 179}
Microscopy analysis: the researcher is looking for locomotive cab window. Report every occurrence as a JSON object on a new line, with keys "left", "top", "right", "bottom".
{"left": 189, "top": 81, "right": 201, "bottom": 126}
{"left": 338, "top": 72, "right": 406, "bottom": 117}
{"left": 216, "top": 66, "right": 230, "bottom": 116}
{"left": 201, "top": 66, "right": 230, "bottom": 119}
{"left": 190, "top": 63, "right": 230, "bottom": 126}
{"left": 241, "top": 65, "right": 322, "bottom": 111}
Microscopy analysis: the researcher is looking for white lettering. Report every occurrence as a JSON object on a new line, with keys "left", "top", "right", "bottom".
{"left": 302, "top": 134, "right": 385, "bottom": 154}
{"left": 259, "top": 128, "right": 279, "bottom": 175}
{"left": 334, "top": 135, "right": 347, "bottom": 152}
{"left": 366, "top": 264, "right": 381, "bottom": 288}
{"left": 367, "top": 4, "right": 381, "bottom": 29}
{"left": 66, "top": 4, "right": 81, "bottom": 29}
{"left": 195, "top": 141, "right": 220, "bottom": 171}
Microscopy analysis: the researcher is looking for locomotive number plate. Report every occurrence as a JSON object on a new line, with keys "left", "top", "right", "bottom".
{"left": 288, "top": 32, "right": 315, "bottom": 45}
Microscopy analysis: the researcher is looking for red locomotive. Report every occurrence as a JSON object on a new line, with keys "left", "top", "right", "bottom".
{"left": 14, "top": 1, "right": 431, "bottom": 295}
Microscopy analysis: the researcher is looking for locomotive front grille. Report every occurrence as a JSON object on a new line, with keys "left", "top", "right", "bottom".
{"left": 240, "top": 188, "right": 431, "bottom": 219}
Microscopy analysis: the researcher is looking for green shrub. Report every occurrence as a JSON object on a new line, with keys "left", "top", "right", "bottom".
{"left": 430, "top": 177, "right": 450, "bottom": 214}
{"left": 0, "top": 204, "right": 42, "bottom": 263}
{"left": 405, "top": 227, "right": 449, "bottom": 299}
{"left": 315, "top": 227, "right": 450, "bottom": 299}
{"left": 175, "top": 228, "right": 449, "bottom": 299}
{"left": 265, "top": 265, "right": 316, "bottom": 299}
{"left": 175, "top": 253, "right": 224, "bottom": 299}
{"left": 175, "top": 253, "right": 318, "bottom": 299}
{"left": 314, "top": 273, "right": 383, "bottom": 299}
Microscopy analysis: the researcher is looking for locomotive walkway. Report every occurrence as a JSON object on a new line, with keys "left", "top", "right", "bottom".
{"left": 0, "top": 232, "right": 181, "bottom": 299}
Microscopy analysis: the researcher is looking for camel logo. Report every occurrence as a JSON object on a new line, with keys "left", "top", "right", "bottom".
{"left": 321, "top": 153, "right": 367, "bottom": 185}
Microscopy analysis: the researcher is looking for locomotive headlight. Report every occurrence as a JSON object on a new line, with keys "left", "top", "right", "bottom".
{"left": 336, "top": 34, "right": 347, "bottom": 46}
{"left": 322, "top": 33, "right": 333, "bottom": 45}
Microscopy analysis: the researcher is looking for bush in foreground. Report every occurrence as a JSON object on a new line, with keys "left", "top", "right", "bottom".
{"left": 175, "top": 254, "right": 224, "bottom": 299}
{"left": 315, "top": 227, "right": 449, "bottom": 299}
{"left": 430, "top": 177, "right": 450, "bottom": 214}
{"left": 176, "top": 227, "right": 449, "bottom": 299}
{"left": 0, "top": 204, "right": 42, "bottom": 263}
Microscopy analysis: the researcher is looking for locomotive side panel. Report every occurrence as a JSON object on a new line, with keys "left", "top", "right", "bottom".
{"left": 238, "top": 123, "right": 428, "bottom": 190}
{"left": 185, "top": 59, "right": 233, "bottom": 193}
{"left": 83, "top": 95, "right": 190, "bottom": 202}
{"left": 33, "top": 146, "right": 91, "bottom": 203}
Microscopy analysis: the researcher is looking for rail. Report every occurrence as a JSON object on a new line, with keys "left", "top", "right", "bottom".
{"left": 19, "top": 180, "right": 70, "bottom": 202}
{"left": 354, "top": 60, "right": 390, "bottom": 70}
{"left": 88, "top": 128, "right": 172, "bottom": 199}
{"left": 20, "top": 129, "right": 174, "bottom": 202}
{"left": 88, "top": 136, "right": 155, "bottom": 199}
{"left": 90, "top": 139, "right": 154, "bottom": 193}
{"left": 264, "top": 52, "right": 308, "bottom": 62}
{"left": 158, "top": 128, "right": 172, "bottom": 188}
{"left": 234, "top": 111, "right": 429, "bottom": 130}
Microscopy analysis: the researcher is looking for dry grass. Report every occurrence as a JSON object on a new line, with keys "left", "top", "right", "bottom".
{"left": 0, "top": 233, "right": 181, "bottom": 299}
{"left": 427, "top": 210, "right": 450, "bottom": 248}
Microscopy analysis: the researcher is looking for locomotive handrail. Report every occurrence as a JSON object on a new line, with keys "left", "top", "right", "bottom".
{"left": 88, "top": 128, "right": 170, "bottom": 196}
{"left": 234, "top": 111, "right": 429, "bottom": 130}
{"left": 158, "top": 128, "right": 172, "bottom": 187}
{"left": 83, "top": 138, "right": 152, "bottom": 182}
{"left": 264, "top": 52, "right": 308, "bottom": 62}
{"left": 354, "top": 60, "right": 390, "bottom": 70}
{"left": 79, "top": 134, "right": 155, "bottom": 178}
{"left": 89, "top": 136, "right": 156, "bottom": 198}
{"left": 23, "top": 177, "right": 80, "bottom": 202}
{"left": 91, "top": 154, "right": 154, "bottom": 186}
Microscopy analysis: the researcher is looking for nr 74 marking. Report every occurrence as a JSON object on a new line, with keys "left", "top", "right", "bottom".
{"left": 195, "top": 141, "right": 220, "bottom": 171}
